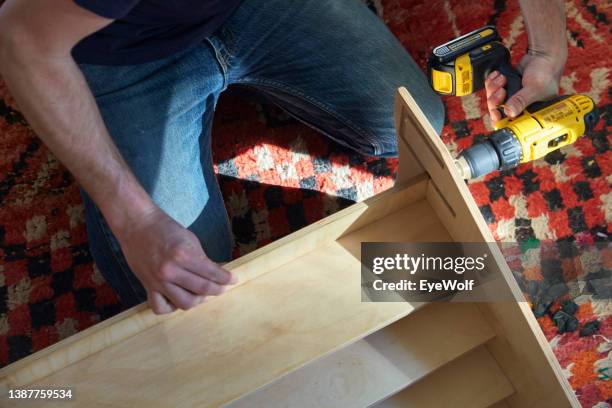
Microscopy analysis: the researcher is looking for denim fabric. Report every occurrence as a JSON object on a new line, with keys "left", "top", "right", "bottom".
{"left": 79, "top": 0, "right": 445, "bottom": 307}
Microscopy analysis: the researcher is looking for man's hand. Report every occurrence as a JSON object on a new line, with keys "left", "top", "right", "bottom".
{"left": 118, "top": 208, "right": 237, "bottom": 315}
{"left": 485, "top": 0, "right": 567, "bottom": 125}
{"left": 485, "top": 54, "right": 563, "bottom": 123}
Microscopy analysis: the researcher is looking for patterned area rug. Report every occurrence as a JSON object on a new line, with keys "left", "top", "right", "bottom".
{"left": 0, "top": 0, "right": 610, "bottom": 405}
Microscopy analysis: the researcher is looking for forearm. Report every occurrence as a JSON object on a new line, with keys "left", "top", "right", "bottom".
{"left": 519, "top": 0, "right": 567, "bottom": 66}
{"left": 0, "top": 42, "right": 157, "bottom": 238}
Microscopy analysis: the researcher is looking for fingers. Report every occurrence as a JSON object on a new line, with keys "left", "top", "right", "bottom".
{"left": 487, "top": 87, "right": 506, "bottom": 123}
{"left": 149, "top": 290, "right": 176, "bottom": 315}
{"left": 485, "top": 71, "right": 506, "bottom": 96}
{"left": 485, "top": 71, "right": 507, "bottom": 123}
{"left": 163, "top": 282, "right": 206, "bottom": 311}
{"left": 172, "top": 244, "right": 237, "bottom": 285}
{"left": 188, "top": 257, "right": 236, "bottom": 285}
{"left": 485, "top": 72, "right": 506, "bottom": 92}
{"left": 171, "top": 271, "right": 226, "bottom": 297}
{"left": 504, "top": 86, "right": 540, "bottom": 118}
{"left": 146, "top": 240, "right": 237, "bottom": 314}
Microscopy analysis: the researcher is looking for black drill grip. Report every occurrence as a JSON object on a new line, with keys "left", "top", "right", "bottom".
{"left": 498, "top": 63, "right": 522, "bottom": 117}
{"left": 498, "top": 63, "right": 522, "bottom": 101}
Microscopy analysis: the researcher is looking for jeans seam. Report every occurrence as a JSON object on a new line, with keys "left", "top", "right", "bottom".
{"left": 219, "top": 25, "right": 237, "bottom": 65}
{"left": 205, "top": 97, "right": 235, "bottom": 257}
{"left": 210, "top": 165, "right": 235, "bottom": 255}
{"left": 234, "top": 78, "right": 385, "bottom": 155}
{"left": 205, "top": 39, "right": 229, "bottom": 90}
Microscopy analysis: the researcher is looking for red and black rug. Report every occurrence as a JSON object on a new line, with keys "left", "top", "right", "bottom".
{"left": 0, "top": 0, "right": 610, "bottom": 405}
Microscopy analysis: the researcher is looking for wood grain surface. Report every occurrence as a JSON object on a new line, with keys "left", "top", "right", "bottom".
{"left": 373, "top": 346, "right": 514, "bottom": 408}
{"left": 228, "top": 302, "right": 496, "bottom": 407}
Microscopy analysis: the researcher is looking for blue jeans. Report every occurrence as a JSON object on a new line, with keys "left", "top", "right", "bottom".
{"left": 79, "top": 0, "right": 444, "bottom": 307}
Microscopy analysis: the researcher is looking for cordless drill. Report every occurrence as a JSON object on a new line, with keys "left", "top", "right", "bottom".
{"left": 428, "top": 26, "right": 599, "bottom": 179}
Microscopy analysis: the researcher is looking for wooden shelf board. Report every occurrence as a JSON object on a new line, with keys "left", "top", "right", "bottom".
{"left": 372, "top": 346, "right": 514, "bottom": 408}
{"left": 228, "top": 302, "right": 496, "bottom": 408}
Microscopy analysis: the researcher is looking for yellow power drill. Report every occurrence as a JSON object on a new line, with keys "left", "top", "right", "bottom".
{"left": 427, "top": 26, "right": 599, "bottom": 179}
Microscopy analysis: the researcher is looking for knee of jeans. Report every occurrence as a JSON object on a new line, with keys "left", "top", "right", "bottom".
{"left": 372, "top": 136, "right": 399, "bottom": 159}
{"left": 409, "top": 90, "right": 446, "bottom": 136}
{"left": 367, "top": 97, "right": 445, "bottom": 159}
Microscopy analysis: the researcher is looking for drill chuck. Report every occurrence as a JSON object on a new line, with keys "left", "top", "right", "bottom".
{"left": 455, "top": 128, "right": 522, "bottom": 179}
{"left": 455, "top": 94, "right": 599, "bottom": 179}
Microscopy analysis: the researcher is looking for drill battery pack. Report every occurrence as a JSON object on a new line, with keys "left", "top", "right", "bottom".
{"left": 428, "top": 26, "right": 517, "bottom": 97}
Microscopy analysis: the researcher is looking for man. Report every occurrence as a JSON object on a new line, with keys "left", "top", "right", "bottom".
{"left": 0, "top": 0, "right": 567, "bottom": 314}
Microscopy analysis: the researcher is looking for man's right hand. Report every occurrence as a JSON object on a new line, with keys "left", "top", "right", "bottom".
{"left": 118, "top": 208, "right": 237, "bottom": 314}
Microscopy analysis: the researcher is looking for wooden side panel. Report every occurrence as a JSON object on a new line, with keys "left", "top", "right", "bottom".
{"left": 395, "top": 98, "right": 426, "bottom": 186}
{"left": 373, "top": 347, "right": 514, "bottom": 408}
{"left": 16, "top": 199, "right": 450, "bottom": 407}
{"left": 395, "top": 87, "right": 577, "bottom": 407}
{"left": 228, "top": 303, "right": 496, "bottom": 408}
{"left": 479, "top": 303, "right": 578, "bottom": 408}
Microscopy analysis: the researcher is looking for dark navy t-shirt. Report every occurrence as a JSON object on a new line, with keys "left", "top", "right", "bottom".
{"left": 72, "top": 0, "right": 243, "bottom": 65}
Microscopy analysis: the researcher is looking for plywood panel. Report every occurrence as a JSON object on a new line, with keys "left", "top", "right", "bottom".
{"left": 395, "top": 87, "right": 577, "bottom": 407}
{"left": 373, "top": 347, "right": 514, "bottom": 408}
{"left": 23, "top": 199, "right": 450, "bottom": 407}
{"left": 228, "top": 303, "right": 495, "bottom": 408}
